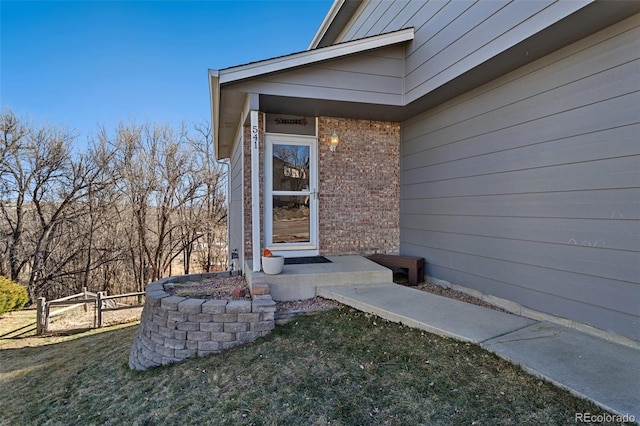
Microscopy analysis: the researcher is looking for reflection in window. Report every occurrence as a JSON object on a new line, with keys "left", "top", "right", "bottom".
{"left": 272, "top": 195, "right": 310, "bottom": 243}
{"left": 272, "top": 144, "right": 309, "bottom": 192}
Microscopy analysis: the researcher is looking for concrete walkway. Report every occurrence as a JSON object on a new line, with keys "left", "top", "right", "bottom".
{"left": 318, "top": 283, "right": 640, "bottom": 421}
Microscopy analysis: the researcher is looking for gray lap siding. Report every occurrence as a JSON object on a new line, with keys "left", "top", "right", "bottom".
{"left": 399, "top": 16, "right": 640, "bottom": 340}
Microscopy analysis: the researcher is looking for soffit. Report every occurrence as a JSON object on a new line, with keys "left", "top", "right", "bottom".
{"left": 211, "top": 28, "right": 414, "bottom": 159}
{"left": 211, "top": 1, "right": 639, "bottom": 160}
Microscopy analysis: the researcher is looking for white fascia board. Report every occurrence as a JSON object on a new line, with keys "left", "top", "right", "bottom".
{"left": 308, "top": 0, "right": 345, "bottom": 50}
{"left": 208, "top": 69, "right": 221, "bottom": 158}
{"left": 219, "top": 27, "right": 414, "bottom": 85}
{"left": 250, "top": 110, "right": 261, "bottom": 272}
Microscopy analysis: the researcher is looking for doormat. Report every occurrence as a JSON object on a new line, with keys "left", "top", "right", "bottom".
{"left": 284, "top": 256, "right": 332, "bottom": 265}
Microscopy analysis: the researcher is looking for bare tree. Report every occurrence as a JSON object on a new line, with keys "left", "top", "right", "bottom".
{"left": 103, "top": 121, "right": 215, "bottom": 285}
{"left": 0, "top": 110, "right": 30, "bottom": 280}
{"left": 187, "top": 122, "right": 227, "bottom": 273}
{"left": 1, "top": 110, "right": 228, "bottom": 301}
{"left": 0, "top": 110, "right": 107, "bottom": 300}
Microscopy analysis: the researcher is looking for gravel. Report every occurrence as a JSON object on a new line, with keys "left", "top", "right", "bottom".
{"left": 414, "top": 281, "right": 509, "bottom": 313}
{"left": 392, "top": 272, "right": 507, "bottom": 313}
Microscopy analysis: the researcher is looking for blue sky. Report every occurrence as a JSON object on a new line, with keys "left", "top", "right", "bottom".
{"left": 1, "top": 0, "right": 332, "bottom": 147}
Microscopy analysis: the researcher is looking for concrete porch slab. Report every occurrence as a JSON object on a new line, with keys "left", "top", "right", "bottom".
{"left": 245, "top": 255, "right": 392, "bottom": 301}
{"left": 318, "top": 283, "right": 536, "bottom": 344}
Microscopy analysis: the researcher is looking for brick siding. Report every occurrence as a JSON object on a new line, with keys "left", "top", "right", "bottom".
{"left": 318, "top": 116, "right": 400, "bottom": 255}
{"left": 242, "top": 114, "right": 400, "bottom": 258}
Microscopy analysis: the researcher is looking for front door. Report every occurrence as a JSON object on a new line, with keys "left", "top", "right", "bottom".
{"left": 265, "top": 134, "right": 318, "bottom": 257}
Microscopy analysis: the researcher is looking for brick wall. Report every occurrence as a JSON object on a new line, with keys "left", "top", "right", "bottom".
{"left": 318, "top": 117, "right": 400, "bottom": 255}
{"left": 241, "top": 114, "right": 400, "bottom": 259}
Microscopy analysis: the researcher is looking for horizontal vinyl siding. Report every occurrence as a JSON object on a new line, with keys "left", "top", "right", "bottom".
{"left": 399, "top": 16, "right": 640, "bottom": 339}
{"left": 228, "top": 135, "right": 244, "bottom": 267}
{"left": 337, "top": 0, "right": 589, "bottom": 103}
{"left": 229, "top": 45, "right": 404, "bottom": 106}
{"left": 339, "top": 0, "right": 417, "bottom": 42}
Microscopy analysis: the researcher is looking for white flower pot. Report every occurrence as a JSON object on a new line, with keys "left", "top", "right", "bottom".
{"left": 261, "top": 256, "right": 284, "bottom": 275}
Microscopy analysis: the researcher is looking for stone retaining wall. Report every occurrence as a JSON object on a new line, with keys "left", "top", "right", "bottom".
{"left": 129, "top": 273, "right": 275, "bottom": 371}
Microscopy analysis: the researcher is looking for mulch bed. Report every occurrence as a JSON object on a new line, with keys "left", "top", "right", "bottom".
{"left": 164, "top": 275, "right": 250, "bottom": 300}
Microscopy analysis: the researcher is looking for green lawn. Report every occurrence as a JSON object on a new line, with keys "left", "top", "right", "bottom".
{"left": 0, "top": 307, "right": 627, "bottom": 425}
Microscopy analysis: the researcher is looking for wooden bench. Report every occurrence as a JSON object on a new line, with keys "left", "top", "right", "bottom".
{"left": 366, "top": 254, "right": 425, "bottom": 286}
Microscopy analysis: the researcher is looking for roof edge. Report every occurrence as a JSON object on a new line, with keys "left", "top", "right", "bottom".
{"left": 220, "top": 27, "right": 414, "bottom": 85}
{"left": 308, "top": 0, "right": 345, "bottom": 50}
{"left": 309, "top": 0, "right": 363, "bottom": 49}
{"left": 208, "top": 69, "right": 221, "bottom": 159}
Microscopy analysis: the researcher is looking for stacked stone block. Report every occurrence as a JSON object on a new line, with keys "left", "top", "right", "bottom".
{"left": 129, "top": 275, "right": 275, "bottom": 371}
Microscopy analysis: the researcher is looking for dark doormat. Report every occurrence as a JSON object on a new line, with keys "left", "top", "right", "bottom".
{"left": 284, "top": 256, "right": 332, "bottom": 265}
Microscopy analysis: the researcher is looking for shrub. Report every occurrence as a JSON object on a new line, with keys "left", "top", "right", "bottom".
{"left": 0, "top": 276, "right": 29, "bottom": 315}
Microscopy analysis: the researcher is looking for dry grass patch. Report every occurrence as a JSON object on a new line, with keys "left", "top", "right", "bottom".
{"left": 0, "top": 307, "right": 627, "bottom": 425}
{"left": 0, "top": 310, "right": 37, "bottom": 342}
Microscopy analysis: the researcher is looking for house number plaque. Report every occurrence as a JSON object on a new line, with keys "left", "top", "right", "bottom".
{"left": 252, "top": 125, "right": 258, "bottom": 149}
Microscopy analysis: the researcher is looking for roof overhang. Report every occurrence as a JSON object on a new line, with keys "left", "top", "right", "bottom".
{"left": 209, "top": 0, "right": 639, "bottom": 160}
{"left": 209, "top": 27, "right": 414, "bottom": 159}
{"left": 218, "top": 27, "right": 413, "bottom": 86}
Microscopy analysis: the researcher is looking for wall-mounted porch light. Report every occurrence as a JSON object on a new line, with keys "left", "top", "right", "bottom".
{"left": 329, "top": 131, "right": 339, "bottom": 152}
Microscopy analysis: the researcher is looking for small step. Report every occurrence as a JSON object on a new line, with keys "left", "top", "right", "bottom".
{"left": 245, "top": 256, "right": 392, "bottom": 301}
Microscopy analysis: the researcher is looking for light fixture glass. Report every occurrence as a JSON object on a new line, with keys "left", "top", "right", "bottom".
{"left": 329, "top": 131, "right": 339, "bottom": 152}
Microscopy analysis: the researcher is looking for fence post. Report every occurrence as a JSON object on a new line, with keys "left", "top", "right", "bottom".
{"left": 97, "top": 291, "right": 104, "bottom": 328}
{"left": 83, "top": 287, "right": 88, "bottom": 312}
{"left": 36, "top": 297, "right": 46, "bottom": 336}
{"left": 44, "top": 301, "right": 50, "bottom": 334}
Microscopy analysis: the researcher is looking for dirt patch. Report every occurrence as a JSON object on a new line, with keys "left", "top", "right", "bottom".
{"left": 164, "top": 275, "right": 250, "bottom": 300}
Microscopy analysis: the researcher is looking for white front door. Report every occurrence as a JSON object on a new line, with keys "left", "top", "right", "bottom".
{"left": 265, "top": 134, "right": 318, "bottom": 257}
